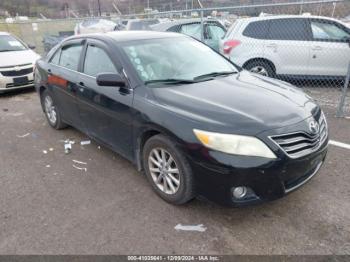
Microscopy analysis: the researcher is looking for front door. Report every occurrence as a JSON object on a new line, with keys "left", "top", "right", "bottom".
{"left": 308, "top": 19, "right": 350, "bottom": 77}
{"left": 264, "top": 18, "right": 311, "bottom": 76}
{"left": 76, "top": 40, "right": 134, "bottom": 160}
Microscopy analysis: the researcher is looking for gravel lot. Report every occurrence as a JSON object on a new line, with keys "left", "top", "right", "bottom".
{"left": 0, "top": 88, "right": 349, "bottom": 255}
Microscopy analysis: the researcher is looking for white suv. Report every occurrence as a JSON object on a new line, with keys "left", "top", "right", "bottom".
{"left": 220, "top": 15, "right": 350, "bottom": 80}
{"left": 0, "top": 32, "right": 40, "bottom": 93}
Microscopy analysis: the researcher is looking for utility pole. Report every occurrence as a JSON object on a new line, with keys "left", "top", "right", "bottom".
{"left": 331, "top": 2, "right": 337, "bottom": 17}
{"left": 97, "top": 0, "right": 101, "bottom": 16}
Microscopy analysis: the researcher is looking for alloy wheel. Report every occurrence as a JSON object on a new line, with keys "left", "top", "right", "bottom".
{"left": 148, "top": 148, "right": 180, "bottom": 195}
{"left": 44, "top": 95, "right": 57, "bottom": 125}
{"left": 250, "top": 65, "right": 269, "bottom": 76}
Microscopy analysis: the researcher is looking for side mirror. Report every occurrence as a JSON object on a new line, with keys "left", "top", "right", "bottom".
{"left": 96, "top": 73, "right": 126, "bottom": 87}
{"left": 28, "top": 44, "right": 36, "bottom": 50}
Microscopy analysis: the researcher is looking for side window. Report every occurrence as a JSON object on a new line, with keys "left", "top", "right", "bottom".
{"left": 83, "top": 45, "right": 117, "bottom": 77}
{"left": 59, "top": 44, "right": 83, "bottom": 71}
{"left": 180, "top": 23, "right": 202, "bottom": 40}
{"left": 242, "top": 20, "right": 270, "bottom": 39}
{"left": 50, "top": 49, "right": 61, "bottom": 65}
{"left": 268, "top": 19, "right": 309, "bottom": 41}
{"left": 311, "top": 20, "right": 350, "bottom": 41}
{"left": 206, "top": 23, "right": 226, "bottom": 40}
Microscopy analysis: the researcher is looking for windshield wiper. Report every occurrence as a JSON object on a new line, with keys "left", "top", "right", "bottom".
{"left": 0, "top": 49, "right": 16, "bottom": 52}
{"left": 193, "top": 71, "right": 237, "bottom": 81}
{"left": 145, "top": 79, "right": 197, "bottom": 86}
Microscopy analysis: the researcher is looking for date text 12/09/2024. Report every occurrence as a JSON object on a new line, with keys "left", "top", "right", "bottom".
{"left": 127, "top": 256, "right": 220, "bottom": 261}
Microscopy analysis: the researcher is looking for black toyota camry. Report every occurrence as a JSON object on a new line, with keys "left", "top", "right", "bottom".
{"left": 34, "top": 31, "right": 328, "bottom": 206}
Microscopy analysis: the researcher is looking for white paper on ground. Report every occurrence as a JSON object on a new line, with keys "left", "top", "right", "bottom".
{"left": 174, "top": 224, "right": 207, "bottom": 232}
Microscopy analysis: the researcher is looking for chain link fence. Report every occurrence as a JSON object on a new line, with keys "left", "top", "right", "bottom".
{"left": 0, "top": 0, "right": 349, "bottom": 116}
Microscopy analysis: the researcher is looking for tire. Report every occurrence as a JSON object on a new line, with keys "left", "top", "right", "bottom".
{"left": 142, "top": 134, "right": 195, "bottom": 205}
{"left": 244, "top": 60, "right": 275, "bottom": 78}
{"left": 41, "top": 89, "right": 67, "bottom": 130}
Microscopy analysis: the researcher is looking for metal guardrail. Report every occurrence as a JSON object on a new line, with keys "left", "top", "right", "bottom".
{"left": 0, "top": 0, "right": 344, "bottom": 24}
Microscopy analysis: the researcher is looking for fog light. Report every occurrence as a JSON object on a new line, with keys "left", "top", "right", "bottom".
{"left": 232, "top": 186, "right": 247, "bottom": 199}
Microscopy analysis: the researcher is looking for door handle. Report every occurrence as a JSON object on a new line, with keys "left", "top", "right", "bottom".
{"left": 266, "top": 43, "right": 277, "bottom": 48}
{"left": 266, "top": 43, "right": 277, "bottom": 53}
{"left": 312, "top": 46, "right": 322, "bottom": 51}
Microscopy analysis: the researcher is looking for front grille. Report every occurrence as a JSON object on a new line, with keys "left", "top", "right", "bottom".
{"left": 1, "top": 67, "right": 33, "bottom": 77}
{"left": 270, "top": 113, "right": 328, "bottom": 158}
{"left": 6, "top": 80, "right": 34, "bottom": 88}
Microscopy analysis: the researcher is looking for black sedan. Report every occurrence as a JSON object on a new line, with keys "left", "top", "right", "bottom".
{"left": 34, "top": 31, "right": 328, "bottom": 206}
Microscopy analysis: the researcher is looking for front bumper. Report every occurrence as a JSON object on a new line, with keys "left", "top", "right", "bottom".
{"left": 0, "top": 73, "right": 34, "bottom": 93}
{"left": 187, "top": 140, "right": 328, "bottom": 207}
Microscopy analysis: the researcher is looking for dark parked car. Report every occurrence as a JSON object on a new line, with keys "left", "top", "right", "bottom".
{"left": 34, "top": 31, "right": 328, "bottom": 206}
{"left": 151, "top": 18, "right": 226, "bottom": 51}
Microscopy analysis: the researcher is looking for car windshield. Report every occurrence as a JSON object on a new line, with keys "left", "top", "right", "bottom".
{"left": 121, "top": 37, "right": 238, "bottom": 85}
{"left": 0, "top": 35, "right": 27, "bottom": 52}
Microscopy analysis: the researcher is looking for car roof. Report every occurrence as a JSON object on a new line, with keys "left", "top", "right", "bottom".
{"left": 151, "top": 18, "right": 219, "bottom": 31}
{"left": 0, "top": 32, "right": 10, "bottom": 36}
{"left": 63, "top": 31, "right": 184, "bottom": 44}
{"left": 236, "top": 14, "right": 342, "bottom": 23}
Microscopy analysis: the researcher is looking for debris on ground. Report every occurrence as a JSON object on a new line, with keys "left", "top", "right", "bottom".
{"left": 49, "top": 148, "right": 54, "bottom": 151}
{"left": 2, "top": 108, "right": 8, "bottom": 112}
{"left": 62, "top": 139, "right": 75, "bottom": 154}
{"left": 60, "top": 139, "right": 75, "bottom": 145}
{"left": 64, "top": 143, "right": 72, "bottom": 154}
{"left": 46, "top": 165, "right": 51, "bottom": 168}
{"left": 72, "top": 160, "right": 87, "bottom": 165}
{"left": 16, "top": 133, "right": 30, "bottom": 138}
{"left": 72, "top": 165, "right": 87, "bottom": 172}
{"left": 43, "top": 150, "right": 48, "bottom": 154}
{"left": 174, "top": 224, "right": 207, "bottom": 232}
{"left": 80, "top": 140, "right": 91, "bottom": 146}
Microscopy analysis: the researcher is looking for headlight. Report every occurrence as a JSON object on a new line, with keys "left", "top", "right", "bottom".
{"left": 193, "top": 129, "right": 276, "bottom": 159}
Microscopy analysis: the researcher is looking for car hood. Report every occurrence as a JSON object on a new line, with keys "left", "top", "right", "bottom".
{"left": 151, "top": 71, "right": 319, "bottom": 136}
{"left": 0, "top": 50, "right": 40, "bottom": 67}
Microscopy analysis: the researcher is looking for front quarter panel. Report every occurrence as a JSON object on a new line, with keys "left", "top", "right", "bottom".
{"left": 132, "top": 85, "right": 202, "bottom": 148}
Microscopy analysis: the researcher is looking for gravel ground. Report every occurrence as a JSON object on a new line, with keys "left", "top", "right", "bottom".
{"left": 0, "top": 88, "right": 349, "bottom": 255}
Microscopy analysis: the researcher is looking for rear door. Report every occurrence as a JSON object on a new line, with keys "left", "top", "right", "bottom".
{"left": 46, "top": 40, "right": 85, "bottom": 129}
{"left": 76, "top": 39, "right": 134, "bottom": 160}
{"left": 264, "top": 18, "right": 311, "bottom": 76}
{"left": 308, "top": 18, "right": 350, "bottom": 77}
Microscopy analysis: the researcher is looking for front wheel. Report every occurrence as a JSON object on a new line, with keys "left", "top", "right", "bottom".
{"left": 41, "top": 89, "right": 67, "bottom": 130}
{"left": 244, "top": 60, "right": 275, "bottom": 78}
{"left": 142, "top": 134, "right": 195, "bottom": 205}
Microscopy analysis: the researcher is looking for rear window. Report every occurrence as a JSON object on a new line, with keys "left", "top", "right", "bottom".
{"left": 242, "top": 20, "right": 270, "bottom": 39}
{"left": 59, "top": 44, "right": 83, "bottom": 71}
{"left": 268, "top": 18, "right": 309, "bottom": 41}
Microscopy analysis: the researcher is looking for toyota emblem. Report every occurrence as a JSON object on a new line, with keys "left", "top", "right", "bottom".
{"left": 309, "top": 120, "right": 320, "bottom": 135}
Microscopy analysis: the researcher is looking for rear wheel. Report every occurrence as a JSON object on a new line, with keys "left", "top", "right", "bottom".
{"left": 142, "top": 134, "right": 195, "bottom": 205}
{"left": 41, "top": 89, "right": 67, "bottom": 130}
{"left": 244, "top": 60, "right": 275, "bottom": 78}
